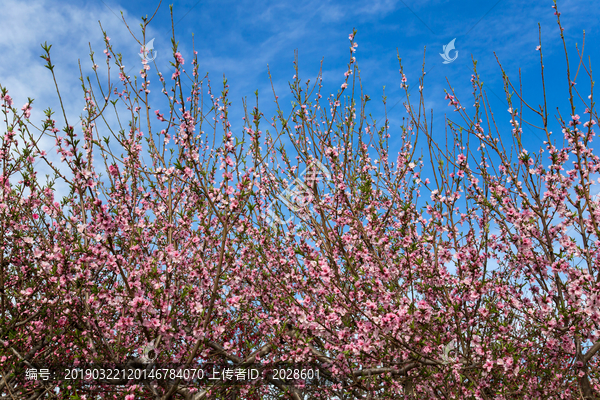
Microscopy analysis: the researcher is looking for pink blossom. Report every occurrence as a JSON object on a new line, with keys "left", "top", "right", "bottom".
{"left": 1, "top": 94, "right": 13, "bottom": 107}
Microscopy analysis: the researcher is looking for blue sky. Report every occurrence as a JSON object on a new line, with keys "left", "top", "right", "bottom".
{"left": 1, "top": 0, "right": 599, "bottom": 199}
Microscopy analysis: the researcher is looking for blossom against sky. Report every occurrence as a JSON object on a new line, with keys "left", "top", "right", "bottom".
{"left": 1, "top": 0, "right": 599, "bottom": 196}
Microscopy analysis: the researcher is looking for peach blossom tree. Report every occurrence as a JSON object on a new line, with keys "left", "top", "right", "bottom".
{"left": 0, "top": 2, "right": 599, "bottom": 399}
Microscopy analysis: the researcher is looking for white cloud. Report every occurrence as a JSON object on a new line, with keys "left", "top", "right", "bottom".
{"left": 0, "top": 0, "right": 159, "bottom": 202}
